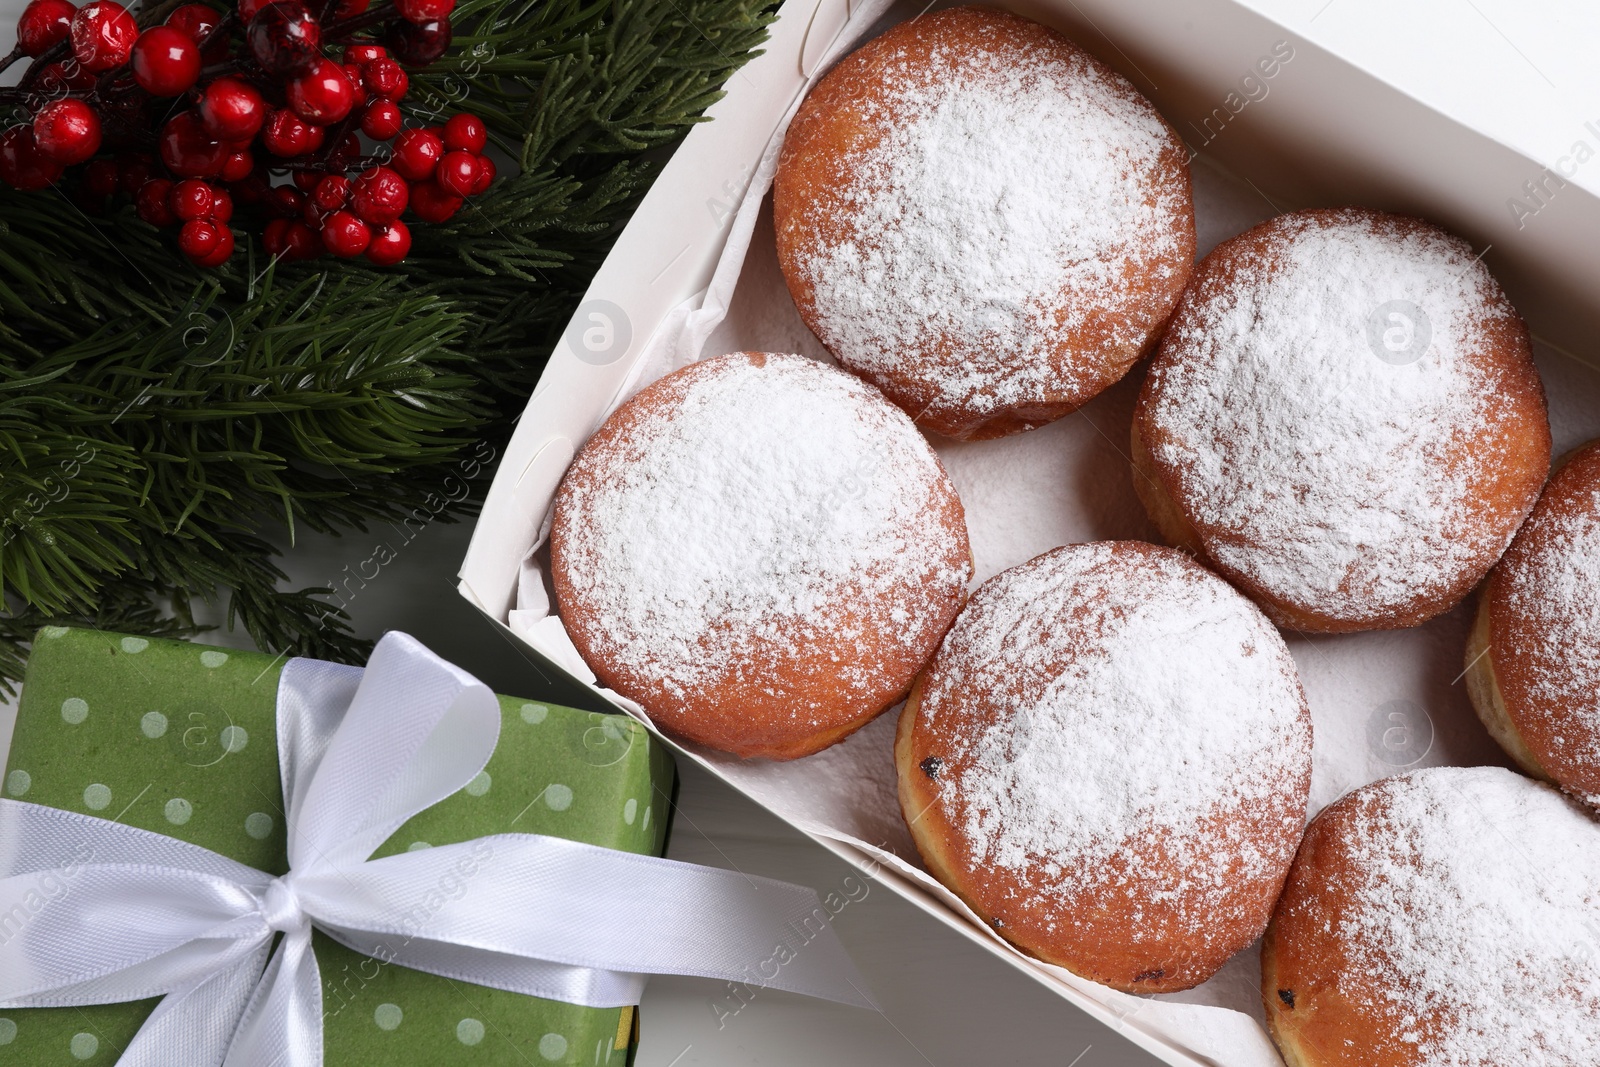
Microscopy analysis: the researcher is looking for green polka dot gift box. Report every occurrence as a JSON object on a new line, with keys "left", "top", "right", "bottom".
{"left": 0, "top": 627, "right": 672, "bottom": 1066}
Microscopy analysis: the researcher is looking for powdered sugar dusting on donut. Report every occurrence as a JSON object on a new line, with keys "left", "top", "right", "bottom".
{"left": 794, "top": 23, "right": 1187, "bottom": 422}
{"left": 1329, "top": 768, "right": 1600, "bottom": 1065}
{"left": 923, "top": 544, "right": 1310, "bottom": 931}
{"left": 1498, "top": 465, "right": 1600, "bottom": 790}
{"left": 555, "top": 353, "right": 971, "bottom": 725}
{"left": 1145, "top": 210, "right": 1528, "bottom": 620}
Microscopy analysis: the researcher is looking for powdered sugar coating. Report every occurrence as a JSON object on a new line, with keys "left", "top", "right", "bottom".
{"left": 1277, "top": 767, "right": 1600, "bottom": 1066}
{"left": 914, "top": 542, "right": 1310, "bottom": 971}
{"left": 551, "top": 352, "right": 972, "bottom": 758}
{"left": 776, "top": 8, "right": 1193, "bottom": 438}
{"left": 1488, "top": 444, "right": 1600, "bottom": 804}
{"left": 1139, "top": 208, "right": 1547, "bottom": 628}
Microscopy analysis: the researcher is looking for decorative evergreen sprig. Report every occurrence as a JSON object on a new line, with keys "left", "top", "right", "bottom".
{"left": 0, "top": 0, "right": 774, "bottom": 688}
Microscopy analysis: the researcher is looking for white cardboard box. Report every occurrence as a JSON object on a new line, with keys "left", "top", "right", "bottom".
{"left": 458, "top": 2, "right": 1600, "bottom": 1063}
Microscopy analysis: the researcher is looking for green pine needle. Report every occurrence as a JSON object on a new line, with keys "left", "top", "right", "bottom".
{"left": 0, "top": 0, "right": 775, "bottom": 690}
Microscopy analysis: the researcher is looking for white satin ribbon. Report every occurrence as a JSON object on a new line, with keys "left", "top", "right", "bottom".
{"left": 0, "top": 632, "right": 873, "bottom": 1066}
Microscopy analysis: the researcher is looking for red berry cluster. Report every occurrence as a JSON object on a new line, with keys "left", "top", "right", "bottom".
{"left": 1, "top": 0, "right": 495, "bottom": 267}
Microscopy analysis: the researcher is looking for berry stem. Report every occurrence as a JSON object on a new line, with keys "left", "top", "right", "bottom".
{"left": 324, "top": 9, "right": 390, "bottom": 41}
{"left": 196, "top": 60, "right": 244, "bottom": 79}
{"left": 16, "top": 39, "right": 71, "bottom": 93}
{"left": 0, "top": 45, "right": 24, "bottom": 78}
{"left": 314, "top": 108, "right": 361, "bottom": 166}
{"left": 196, "top": 11, "right": 237, "bottom": 54}
{"left": 0, "top": 86, "right": 97, "bottom": 105}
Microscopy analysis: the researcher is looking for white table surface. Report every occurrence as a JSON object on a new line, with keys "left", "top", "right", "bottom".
{"left": 1, "top": 3, "right": 1589, "bottom": 1064}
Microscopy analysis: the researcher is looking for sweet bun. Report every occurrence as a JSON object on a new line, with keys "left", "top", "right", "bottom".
{"left": 897, "top": 541, "right": 1312, "bottom": 992}
{"left": 1263, "top": 766, "right": 1600, "bottom": 1066}
{"left": 1134, "top": 207, "right": 1550, "bottom": 632}
{"left": 774, "top": 6, "right": 1195, "bottom": 441}
{"left": 550, "top": 352, "right": 972, "bottom": 760}
{"left": 1468, "top": 439, "right": 1600, "bottom": 806}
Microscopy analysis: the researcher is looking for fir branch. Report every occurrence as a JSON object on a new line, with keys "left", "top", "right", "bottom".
{"left": 0, "top": 0, "right": 775, "bottom": 685}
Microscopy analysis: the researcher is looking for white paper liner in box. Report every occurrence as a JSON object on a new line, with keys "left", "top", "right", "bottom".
{"left": 497, "top": 4, "right": 1600, "bottom": 1064}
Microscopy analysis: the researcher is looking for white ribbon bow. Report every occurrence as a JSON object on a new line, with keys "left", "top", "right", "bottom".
{"left": 0, "top": 632, "right": 873, "bottom": 1065}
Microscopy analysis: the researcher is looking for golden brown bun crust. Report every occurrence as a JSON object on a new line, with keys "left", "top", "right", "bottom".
{"left": 1475, "top": 440, "right": 1600, "bottom": 801}
{"left": 897, "top": 541, "right": 1311, "bottom": 993}
{"left": 1134, "top": 207, "right": 1550, "bottom": 633}
{"left": 773, "top": 6, "right": 1195, "bottom": 441}
{"left": 551, "top": 352, "right": 971, "bottom": 761}
{"left": 1263, "top": 768, "right": 1600, "bottom": 1067}
{"left": 1263, "top": 784, "right": 1437, "bottom": 1067}
{"left": 1464, "top": 589, "right": 1552, "bottom": 783}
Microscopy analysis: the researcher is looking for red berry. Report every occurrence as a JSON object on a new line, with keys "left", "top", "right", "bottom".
{"left": 165, "top": 2, "right": 217, "bottom": 39}
{"left": 261, "top": 108, "right": 318, "bottom": 157}
{"left": 360, "top": 99, "right": 403, "bottom": 140}
{"left": 116, "top": 151, "right": 154, "bottom": 194}
{"left": 264, "top": 216, "right": 320, "bottom": 261}
{"left": 282, "top": 219, "right": 321, "bottom": 259}
{"left": 334, "top": 0, "right": 368, "bottom": 15}
{"left": 408, "top": 179, "right": 460, "bottom": 223}
{"left": 136, "top": 178, "right": 176, "bottom": 225}
{"left": 394, "top": 0, "right": 451, "bottom": 24}
{"left": 287, "top": 58, "right": 355, "bottom": 124}
{"left": 0, "top": 127, "right": 61, "bottom": 190}
{"left": 169, "top": 178, "right": 215, "bottom": 220}
{"left": 341, "top": 62, "right": 369, "bottom": 106}
{"left": 263, "top": 217, "right": 291, "bottom": 257}
{"left": 211, "top": 187, "right": 234, "bottom": 223}
{"left": 237, "top": 0, "right": 271, "bottom": 21}
{"left": 385, "top": 15, "right": 450, "bottom": 66}
{"left": 130, "top": 26, "right": 199, "bottom": 95}
{"left": 311, "top": 173, "right": 351, "bottom": 213}
{"left": 292, "top": 167, "right": 321, "bottom": 192}
{"left": 159, "top": 111, "right": 227, "bottom": 178}
{"left": 365, "top": 219, "right": 410, "bottom": 265}
{"left": 178, "top": 217, "right": 220, "bottom": 258}
{"left": 362, "top": 57, "right": 407, "bottom": 100}
{"left": 198, "top": 77, "right": 266, "bottom": 141}
{"left": 196, "top": 223, "right": 235, "bottom": 267}
{"left": 69, "top": 0, "right": 137, "bottom": 73}
{"left": 230, "top": 172, "right": 271, "bottom": 206}
{"left": 351, "top": 165, "right": 407, "bottom": 224}
{"left": 344, "top": 42, "right": 384, "bottom": 63}
{"left": 220, "top": 150, "right": 254, "bottom": 182}
{"left": 442, "top": 113, "right": 486, "bottom": 153}
{"left": 35, "top": 60, "right": 95, "bottom": 92}
{"left": 248, "top": 0, "right": 321, "bottom": 77}
{"left": 84, "top": 157, "right": 119, "bottom": 197}
{"left": 17, "top": 0, "right": 75, "bottom": 57}
{"left": 433, "top": 149, "right": 479, "bottom": 198}
{"left": 32, "top": 98, "right": 100, "bottom": 165}
{"left": 471, "top": 152, "right": 495, "bottom": 194}
{"left": 320, "top": 210, "right": 370, "bottom": 257}
{"left": 390, "top": 128, "right": 441, "bottom": 181}
{"left": 269, "top": 183, "right": 305, "bottom": 217}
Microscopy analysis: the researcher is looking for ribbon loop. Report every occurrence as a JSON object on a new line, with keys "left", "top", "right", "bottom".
{"left": 0, "top": 632, "right": 874, "bottom": 1067}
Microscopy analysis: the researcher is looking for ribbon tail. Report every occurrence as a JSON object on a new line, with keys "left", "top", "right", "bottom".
{"left": 299, "top": 836, "right": 880, "bottom": 1010}
{"left": 115, "top": 944, "right": 271, "bottom": 1067}
{"left": 317, "top": 923, "right": 648, "bottom": 1008}
{"left": 223, "top": 929, "right": 323, "bottom": 1067}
